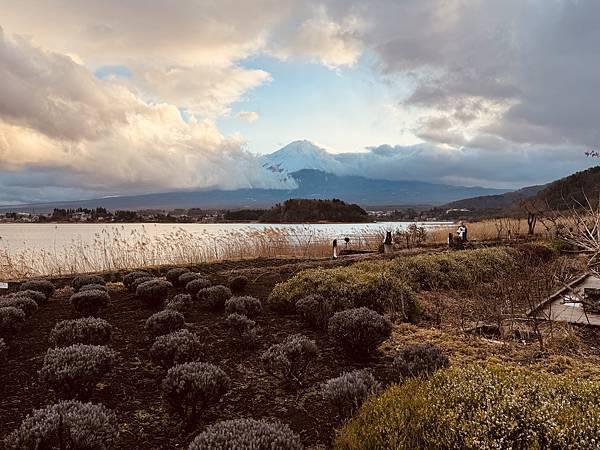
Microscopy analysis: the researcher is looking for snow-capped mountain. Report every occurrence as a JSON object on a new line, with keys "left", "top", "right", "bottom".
{"left": 260, "top": 140, "right": 345, "bottom": 175}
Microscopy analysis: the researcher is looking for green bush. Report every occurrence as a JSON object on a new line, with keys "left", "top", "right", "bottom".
{"left": 323, "top": 369, "right": 379, "bottom": 418}
{"left": 20, "top": 280, "right": 55, "bottom": 300}
{"left": 166, "top": 267, "right": 191, "bottom": 286}
{"left": 145, "top": 310, "right": 185, "bottom": 337}
{"left": 150, "top": 329, "right": 202, "bottom": 369}
{"left": 4, "top": 400, "right": 119, "bottom": 450}
{"left": 197, "top": 285, "right": 232, "bottom": 310}
{"left": 165, "top": 293, "right": 194, "bottom": 314}
{"left": 188, "top": 418, "right": 302, "bottom": 450}
{"left": 387, "top": 247, "right": 519, "bottom": 291}
{"left": 49, "top": 318, "right": 112, "bottom": 347}
{"left": 392, "top": 343, "right": 449, "bottom": 380}
{"left": 335, "top": 363, "right": 600, "bottom": 450}
{"left": 162, "top": 362, "right": 229, "bottom": 420}
{"left": 136, "top": 279, "right": 172, "bottom": 306}
{"left": 13, "top": 289, "right": 47, "bottom": 305}
{"left": 224, "top": 296, "right": 262, "bottom": 318}
{"left": 328, "top": 307, "right": 392, "bottom": 355}
{"left": 123, "top": 271, "right": 151, "bottom": 291}
{"left": 39, "top": 345, "right": 117, "bottom": 399}
{"left": 0, "top": 306, "right": 26, "bottom": 339}
{"left": 179, "top": 272, "right": 204, "bottom": 286}
{"left": 296, "top": 294, "right": 352, "bottom": 329}
{"left": 228, "top": 274, "right": 249, "bottom": 293}
{"left": 186, "top": 278, "right": 212, "bottom": 296}
{"left": 260, "top": 334, "right": 318, "bottom": 383}
{"left": 225, "top": 313, "right": 259, "bottom": 347}
{"left": 0, "top": 296, "right": 38, "bottom": 317}
{"left": 72, "top": 275, "right": 106, "bottom": 291}
{"left": 268, "top": 266, "right": 418, "bottom": 321}
{"left": 70, "top": 289, "right": 110, "bottom": 316}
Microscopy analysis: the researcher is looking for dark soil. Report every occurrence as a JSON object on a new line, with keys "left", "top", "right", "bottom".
{"left": 0, "top": 256, "right": 396, "bottom": 449}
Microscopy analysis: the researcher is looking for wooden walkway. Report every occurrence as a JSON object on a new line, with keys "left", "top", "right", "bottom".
{"left": 530, "top": 273, "right": 600, "bottom": 326}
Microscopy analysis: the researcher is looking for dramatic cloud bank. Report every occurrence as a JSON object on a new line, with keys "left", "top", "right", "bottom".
{"left": 0, "top": 0, "right": 598, "bottom": 202}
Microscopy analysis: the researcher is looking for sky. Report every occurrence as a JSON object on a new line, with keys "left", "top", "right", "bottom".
{"left": 0, "top": 0, "right": 598, "bottom": 204}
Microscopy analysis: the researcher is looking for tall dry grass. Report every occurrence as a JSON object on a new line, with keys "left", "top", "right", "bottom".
{"left": 0, "top": 226, "right": 383, "bottom": 279}
{"left": 426, "top": 218, "right": 550, "bottom": 244}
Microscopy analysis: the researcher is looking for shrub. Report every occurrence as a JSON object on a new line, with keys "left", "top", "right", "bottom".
{"left": 136, "top": 279, "right": 172, "bottom": 306}
{"left": 388, "top": 247, "right": 519, "bottom": 290}
{"left": 162, "top": 362, "right": 229, "bottom": 420}
{"left": 296, "top": 294, "right": 352, "bottom": 329}
{"left": 228, "top": 274, "right": 249, "bottom": 293}
{"left": 225, "top": 313, "right": 259, "bottom": 347}
{"left": 188, "top": 418, "right": 302, "bottom": 450}
{"left": 166, "top": 267, "right": 191, "bottom": 286}
{"left": 0, "top": 306, "right": 26, "bottom": 339}
{"left": 72, "top": 275, "right": 106, "bottom": 291}
{"left": 335, "top": 363, "right": 600, "bottom": 450}
{"left": 328, "top": 307, "right": 392, "bottom": 355}
{"left": 0, "top": 296, "right": 38, "bottom": 317}
{"left": 4, "top": 400, "right": 118, "bottom": 450}
{"left": 517, "top": 241, "right": 559, "bottom": 263}
{"left": 13, "top": 289, "right": 47, "bottom": 305}
{"left": 392, "top": 343, "right": 449, "bottom": 379}
{"left": 39, "top": 344, "right": 117, "bottom": 398}
{"left": 130, "top": 276, "right": 154, "bottom": 292}
{"left": 70, "top": 289, "right": 110, "bottom": 316}
{"left": 268, "top": 266, "right": 418, "bottom": 321}
{"left": 80, "top": 283, "right": 109, "bottom": 292}
{"left": 150, "top": 329, "right": 202, "bottom": 369}
{"left": 179, "top": 272, "right": 204, "bottom": 286}
{"left": 20, "top": 279, "right": 55, "bottom": 299}
{"left": 197, "top": 285, "right": 232, "bottom": 310}
{"left": 145, "top": 310, "right": 185, "bottom": 337}
{"left": 224, "top": 296, "right": 262, "bottom": 318}
{"left": 186, "top": 278, "right": 211, "bottom": 296}
{"left": 0, "top": 337, "right": 7, "bottom": 364}
{"left": 122, "top": 271, "right": 151, "bottom": 291}
{"left": 260, "top": 334, "right": 318, "bottom": 383}
{"left": 49, "top": 318, "right": 113, "bottom": 347}
{"left": 165, "top": 293, "right": 193, "bottom": 314}
{"left": 322, "top": 369, "right": 379, "bottom": 418}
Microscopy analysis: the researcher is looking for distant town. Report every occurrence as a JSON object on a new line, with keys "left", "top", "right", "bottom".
{"left": 0, "top": 205, "right": 449, "bottom": 224}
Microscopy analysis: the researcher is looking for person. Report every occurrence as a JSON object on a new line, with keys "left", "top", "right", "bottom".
{"left": 332, "top": 238, "right": 338, "bottom": 259}
{"left": 457, "top": 222, "right": 467, "bottom": 242}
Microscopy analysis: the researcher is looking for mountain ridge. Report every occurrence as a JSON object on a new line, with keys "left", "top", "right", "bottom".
{"left": 0, "top": 169, "right": 507, "bottom": 212}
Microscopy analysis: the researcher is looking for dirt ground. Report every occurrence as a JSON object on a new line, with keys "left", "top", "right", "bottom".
{"left": 0, "top": 255, "right": 397, "bottom": 449}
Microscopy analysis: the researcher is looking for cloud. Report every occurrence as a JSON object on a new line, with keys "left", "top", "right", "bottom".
{"left": 333, "top": 144, "right": 593, "bottom": 189}
{"left": 273, "top": 5, "right": 364, "bottom": 67}
{"left": 353, "top": 0, "right": 600, "bottom": 150}
{"left": 236, "top": 111, "right": 260, "bottom": 123}
{"left": 0, "top": 28, "right": 296, "bottom": 203}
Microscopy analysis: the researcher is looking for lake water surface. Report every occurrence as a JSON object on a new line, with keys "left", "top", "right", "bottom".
{"left": 0, "top": 222, "right": 453, "bottom": 277}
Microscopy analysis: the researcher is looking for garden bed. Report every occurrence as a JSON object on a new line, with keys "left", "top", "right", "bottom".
{"left": 0, "top": 257, "right": 396, "bottom": 449}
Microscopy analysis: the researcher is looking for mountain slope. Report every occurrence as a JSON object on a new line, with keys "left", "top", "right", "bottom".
{"left": 440, "top": 165, "right": 600, "bottom": 215}
{"left": 527, "top": 165, "right": 600, "bottom": 210}
{"left": 0, "top": 169, "right": 507, "bottom": 212}
{"left": 260, "top": 140, "right": 344, "bottom": 174}
{"left": 441, "top": 184, "right": 546, "bottom": 214}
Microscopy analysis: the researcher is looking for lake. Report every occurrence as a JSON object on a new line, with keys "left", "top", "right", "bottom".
{"left": 0, "top": 222, "right": 453, "bottom": 278}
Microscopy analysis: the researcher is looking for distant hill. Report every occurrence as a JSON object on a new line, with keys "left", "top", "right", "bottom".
{"left": 441, "top": 184, "right": 546, "bottom": 216}
{"left": 527, "top": 165, "right": 600, "bottom": 211}
{"left": 439, "top": 165, "right": 600, "bottom": 216}
{"left": 0, "top": 169, "right": 507, "bottom": 212}
{"left": 258, "top": 199, "right": 371, "bottom": 223}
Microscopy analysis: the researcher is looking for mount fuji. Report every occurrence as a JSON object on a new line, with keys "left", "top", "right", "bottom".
{"left": 0, "top": 140, "right": 509, "bottom": 211}
{"left": 260, "top": 140, "right": 345, "bottom": 175}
